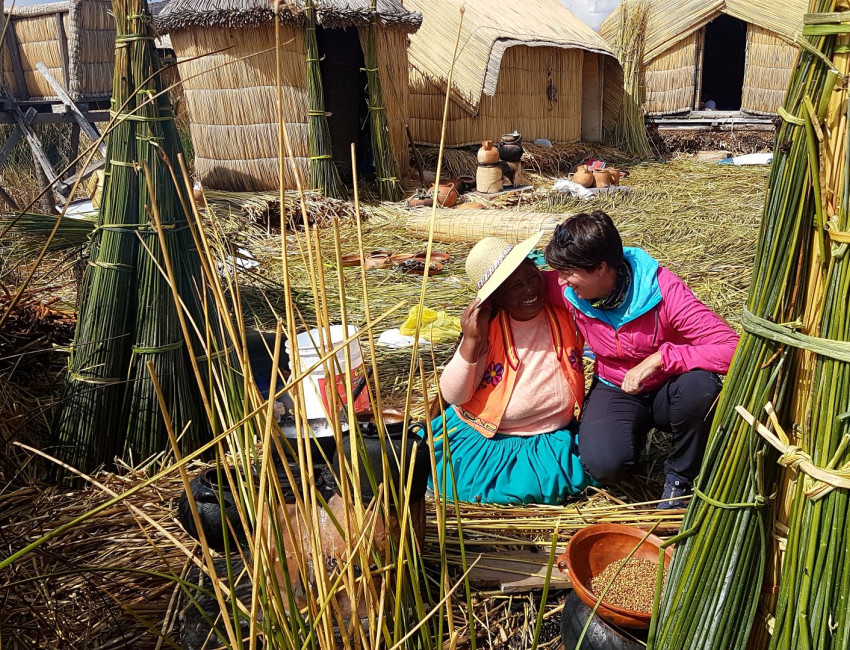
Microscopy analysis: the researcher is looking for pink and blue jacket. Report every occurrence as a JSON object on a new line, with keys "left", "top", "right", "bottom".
{"left": 543, "top": 247, "right": 738, "bottom": 393}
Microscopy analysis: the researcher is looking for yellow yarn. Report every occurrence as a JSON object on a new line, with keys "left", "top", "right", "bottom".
{"left": 399, "top": 306, "right": 461, "bottom": 343}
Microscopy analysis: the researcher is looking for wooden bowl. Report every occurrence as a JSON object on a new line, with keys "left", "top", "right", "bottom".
{"left": 414, "top": 250, "right": 451, "bottom": 263}
{"left": 340, "top": 254, "right": 363, "bottom": 267}
{"left": 556, "top": 523, "right": 673, "bottom": 629}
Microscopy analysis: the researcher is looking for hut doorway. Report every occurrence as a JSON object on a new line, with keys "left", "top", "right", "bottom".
{"left": 316, "top": 26, "right": 371, "bottom": 182}
{"left": 698, "top": 14, "right": 747, "bottom": 111}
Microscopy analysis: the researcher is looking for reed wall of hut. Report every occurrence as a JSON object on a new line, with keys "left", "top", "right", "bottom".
{"left": 169, "top": 22, "right": 409, "bottom": 192}
{"left": 2, "top": 0, "right": 113, "bottom": 101}
{"left": 740, "top": 25, "right": 797, "bottom": 115}
{"left": 644, "top": 33, "right": 698, "bottom": 115}
{"left": 409, "top": 45, "right": 586, "bottom": 147}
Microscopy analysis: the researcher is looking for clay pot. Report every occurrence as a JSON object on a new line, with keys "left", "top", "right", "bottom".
{"left": 593, "top": 170, "right": 612, "bottom": 188}
{"left": 414, "top": 250, "right": 451, "bottom": 263}
{"left": 340, "top": 254, "right": 362, "bottom": 267}
{"left": 390, "top": 253, "right": 415, "bottom": 265}
{"left": 557, "top": 523, "right": 674, "bottom": 629}
{"left": 408, "top": 196, "right": 433, "bottom": 208}
{"left": 457, "top": 175, "right": 475, "bottom": 192}
{"left": 607, "top": 168, "right": 621, "bottom": 185}
{"left": 500, "top": 131, "right": 522, "bottom": 144}
{"left": 364, "top": 253, "right": 391, "bottom": 270}
{"left": 433, "top": 181, "right": 459, "bottom": 208}
{"left": 192, "top": 187, "right": 207, "bottom": 208}
{"left": 477, "top": 140, "right": 500, "bottom": 165}
{"left": 572, "top": 165, "right": 594, "bottom": 188}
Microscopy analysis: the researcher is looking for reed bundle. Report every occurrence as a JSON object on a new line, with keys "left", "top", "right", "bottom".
{"left": 608, "top": 0, "right": 655, "bottom": 157}
{"left": 363, "top": 0, "right": 403, "bottom": 201}
{"left": 303, "top": 0, "right": 346, "bottom": 200}
{"left": 54, "top": 0, "right": 211, "bottom": 473}
{"left": 649, "top": 2, "right": 846, "bottom": 647}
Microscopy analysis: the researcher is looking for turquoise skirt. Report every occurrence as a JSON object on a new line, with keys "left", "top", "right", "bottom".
{"left": 424, "top": 406, "right": 594, "bottom": 505}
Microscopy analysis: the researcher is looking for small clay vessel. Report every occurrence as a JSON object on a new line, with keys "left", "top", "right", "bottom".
{"left": 593, "top": 170, "right": 612, "bottom": 188}
{"left": 607, "top": 168, "right": 621, "bottom": 185}
{"left": 433, "top": 181, "right": 459, "bottom": 208}
{"left": 414, "top": 250, "right": 451, "bottom": 263}
{"left": 572, "top": 165, "right": 594, "bottom": 188}
{"left": 477, "top": 140, "right": 500, "bottom": 165}
{"left": 340, "top": 254, "right": 362, "bottom": 267}
{"left": 177, "top": 467, "right": 247, "bottom": 552}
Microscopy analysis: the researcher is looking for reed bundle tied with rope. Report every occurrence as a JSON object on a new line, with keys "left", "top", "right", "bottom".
{"left": 650, "top": 1, "right": 850, "bottom": 647}
{"left": 54, "top": 0, "right": 213, "bottom": 473}
{"left": 303, "top": 0, "right": 346, "bottom": 200}
{"left": 363, "top": 0, "right": 403, "bottom": 202}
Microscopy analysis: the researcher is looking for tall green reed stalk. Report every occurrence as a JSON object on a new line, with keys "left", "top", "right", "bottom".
{"left": 649, "top": 1, "right": 840, "bottom": 647}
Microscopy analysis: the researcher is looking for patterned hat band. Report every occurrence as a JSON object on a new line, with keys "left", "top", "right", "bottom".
{"left": 476, "top": 244, "right": 515, "bottom": 289}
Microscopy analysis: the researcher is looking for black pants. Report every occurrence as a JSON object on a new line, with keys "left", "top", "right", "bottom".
{"left": 578, "top": 370, "right": 722, "bottom": 483}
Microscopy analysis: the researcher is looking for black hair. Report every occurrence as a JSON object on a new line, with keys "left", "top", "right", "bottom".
{"left": 544, "top": 211, "right": 624, "bottom": 271}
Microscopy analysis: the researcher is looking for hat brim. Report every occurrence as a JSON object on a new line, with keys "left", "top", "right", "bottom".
{"left": 476, "top": 231, "right": 545, "bottom": 302}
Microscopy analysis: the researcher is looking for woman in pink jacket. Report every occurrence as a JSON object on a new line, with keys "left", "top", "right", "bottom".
{"left": 543, "top": 211, "right": 738, "bottom": 508}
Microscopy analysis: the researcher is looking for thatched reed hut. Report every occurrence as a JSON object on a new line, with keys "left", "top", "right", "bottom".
{"left": 155, "top": 0, "right": 421, "bottom": 192}
{"left": 405, "top": 0, "right": 623, "bottom": 147}
{"left": 2, "top": 0, "right": 114, "bottom": 101}
{"left": 599, "top": 0, "right": 808, "bottom": 116}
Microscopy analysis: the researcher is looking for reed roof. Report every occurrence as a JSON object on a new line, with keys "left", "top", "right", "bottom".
{"left": 599, "top": 0, "right": 808, "bottom": 62}
{"left": 155, "top": 0, "right": 422, "bottom": 33}
{"left": 404, "top": 0, "right": 616, "bottom": 113}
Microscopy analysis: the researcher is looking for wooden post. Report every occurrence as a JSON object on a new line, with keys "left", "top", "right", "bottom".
{"left": 5, "top": 22, "right": 29, "bottom": 100}
{"left": 36, "top": 62, "right": 108, "bottom": 157}
{"left": 13, "top": 107, "right": 59, "bottom": 212}
{"left": 56, "top": 14, "right": 71, "bottom": 92}
{"left": 67, "top": 123, "right": 81, "bottom": 179}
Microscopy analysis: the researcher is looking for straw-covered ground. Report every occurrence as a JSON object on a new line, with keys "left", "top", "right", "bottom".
{"left": 0, "top": 148, "right": 768, "bottom": 648}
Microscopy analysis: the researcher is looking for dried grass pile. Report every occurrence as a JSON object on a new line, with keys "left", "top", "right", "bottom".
{"left": 657, "top": 129, "right": 776, "bottom": 155}
{"left": 0, "top": 468, "right": 193, "bottom": 649}
{"left": 204, "top": 189, "right": 359, "bottom": 231}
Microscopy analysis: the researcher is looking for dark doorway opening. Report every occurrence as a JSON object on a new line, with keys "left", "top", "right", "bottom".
{"left": 700, "top": 14, "right": 747, "bottom": 111}
{"left": 316, "top": 26, "right": 371, "bottom": 183}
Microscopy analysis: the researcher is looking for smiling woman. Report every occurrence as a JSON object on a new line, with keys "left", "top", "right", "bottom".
{"left": 423, "top": 232, "right": 595, "bottom": 505}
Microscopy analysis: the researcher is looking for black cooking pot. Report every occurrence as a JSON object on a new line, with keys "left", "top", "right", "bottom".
{"left": 177, "top": 467, "right": 249, "bottom": 552}
{"left": 498, "top": 142, "right": 524, "bottom": 162}
{"left": 560, "top": 590, "right": 645, "bottom": 650}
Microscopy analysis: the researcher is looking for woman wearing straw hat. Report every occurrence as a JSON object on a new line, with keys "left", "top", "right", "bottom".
{"left": 428, "top": 232, "right": 594, "bottom": 505}
{"left": 543, "top": 211, "right": 738, "bottom": 509}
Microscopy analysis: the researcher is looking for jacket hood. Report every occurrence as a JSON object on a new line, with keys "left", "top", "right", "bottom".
{"left": 563, "top": 247, "right": 661, "bottom": 330}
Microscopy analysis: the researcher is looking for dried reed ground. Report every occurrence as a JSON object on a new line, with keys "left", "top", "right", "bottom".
{"left": 0, "top": 156, "right": 767, "bottom": 648}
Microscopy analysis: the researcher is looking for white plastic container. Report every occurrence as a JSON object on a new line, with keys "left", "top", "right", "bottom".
{"left": 284, "top": 325, "right": 370, "bottom": 433}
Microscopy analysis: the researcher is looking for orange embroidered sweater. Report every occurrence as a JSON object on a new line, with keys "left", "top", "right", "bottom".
{"left": 440, "top": 304, "right": 584, "bottom": 437}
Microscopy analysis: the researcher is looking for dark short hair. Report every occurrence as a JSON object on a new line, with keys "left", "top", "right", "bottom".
{"left": 544, "top": 211, "right": 624, "bottom": 271}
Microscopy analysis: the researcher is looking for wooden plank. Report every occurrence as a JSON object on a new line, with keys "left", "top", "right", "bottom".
{"left": 467, "top": 550, "right": 572, "bottom": 593}
{"left": 0, "top": 107, "right": 36, "bottom": 167}
{"left": 35, "top": 62, "right": 108, "bottom": 156}
{"left": 13, "top": 106, "right": 58, "bottom": 185}
{"left": 6, "top": 22, "right": 29, "bottom": 100}
{"left": 0, "top": 110, "right": 111, "bottom": 125}
{"left": 55, "top": 158, "right": 106, "bottom": 196}
{"left": 56, "top": 14, "right": 70, "bottom": 91}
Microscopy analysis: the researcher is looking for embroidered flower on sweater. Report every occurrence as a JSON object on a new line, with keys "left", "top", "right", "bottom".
{"left": 480, "top": 362, "right": 504, "bottom": 388}
{"left": 568, "top": 348, "right": 582, "bottom": 373}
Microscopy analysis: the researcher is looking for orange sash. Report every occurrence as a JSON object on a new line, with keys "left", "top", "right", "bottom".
{"left": 456, "top": 303, "right": 584, "bottom": 438}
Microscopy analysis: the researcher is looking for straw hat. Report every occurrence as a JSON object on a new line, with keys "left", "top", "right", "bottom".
{"left": 465, "top": 232, "right": 544, "bottom": 301}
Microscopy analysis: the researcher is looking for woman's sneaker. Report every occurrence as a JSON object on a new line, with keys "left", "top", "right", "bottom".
{"left": 658, "top": 473, "right": 692, "bottom": 510}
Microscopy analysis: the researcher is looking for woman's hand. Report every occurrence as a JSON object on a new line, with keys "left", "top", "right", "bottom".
{"left": 458, "top": 298, "right": 491, "bottom": 362}
{"left": 622, "top": 351, "right": 663, "bottom": 394}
